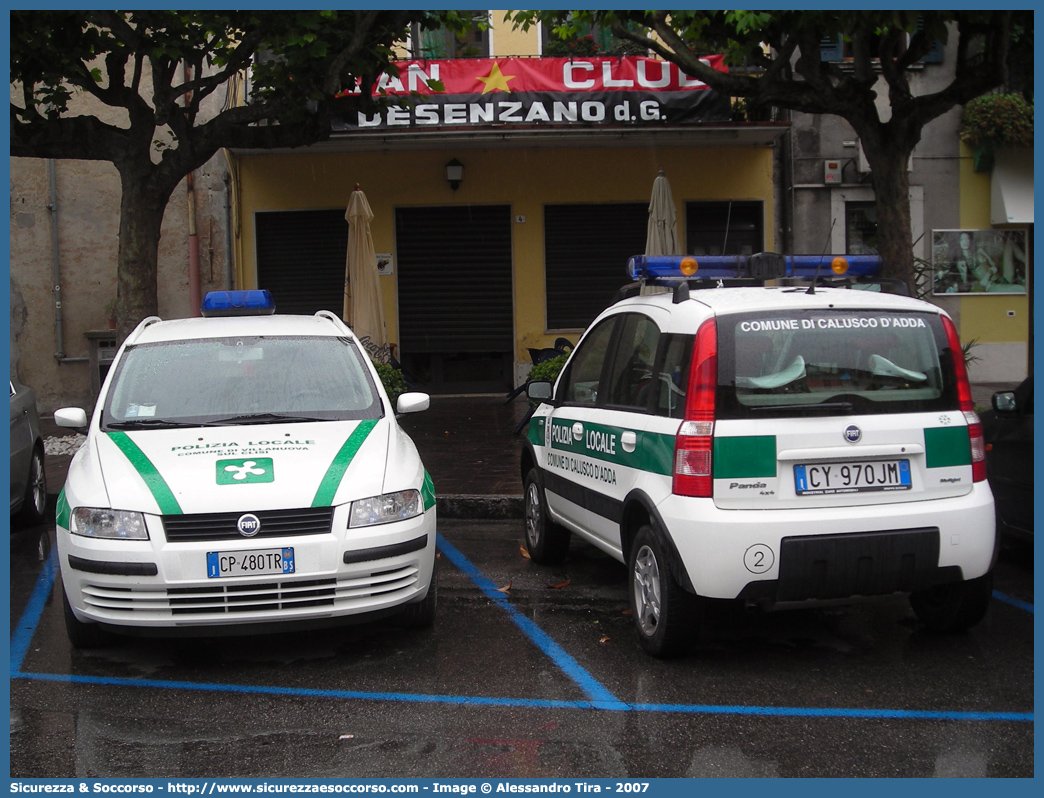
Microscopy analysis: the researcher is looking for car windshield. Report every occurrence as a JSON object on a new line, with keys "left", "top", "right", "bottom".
{"left": 717, "top": 309, "right": 957, "bottom": 417}
{"left": 101, "top": 335, "right": 381, "bottom": 429}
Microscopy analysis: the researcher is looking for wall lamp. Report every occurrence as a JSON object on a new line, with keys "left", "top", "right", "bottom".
{"left": 445, "top": 158, "right": 464, "bottom": 191}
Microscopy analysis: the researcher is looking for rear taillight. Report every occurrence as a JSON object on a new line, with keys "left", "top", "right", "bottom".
{"left": 673, "top": 319, "right": 717, "bottom": 497}
{"left": 942, "top": 316, "right": 987, "bottom": 483}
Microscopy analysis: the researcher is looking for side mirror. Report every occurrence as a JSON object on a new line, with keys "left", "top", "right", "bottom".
{"left": 54, "top": 407, "right": 89, "bottom": 435}
{"left": 992, "top": 391, "right": 1017, "bottom": 413}
{"left": 526, "top": 381, "right": 554, "bottom": 402}
{"left": 396, "top": 392, "right": 430, "bottom": 415}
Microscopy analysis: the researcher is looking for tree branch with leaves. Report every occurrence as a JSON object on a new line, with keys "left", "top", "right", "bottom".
{"left": 511, "top": 10, "right": 1023, "bottom": 289}
{"left": 11, "top": 10, "right": 466, "bottom": 339}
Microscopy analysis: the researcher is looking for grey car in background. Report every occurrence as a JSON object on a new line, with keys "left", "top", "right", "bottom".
{"left": 10, "top": 379, "right": 47, "bottom": 525}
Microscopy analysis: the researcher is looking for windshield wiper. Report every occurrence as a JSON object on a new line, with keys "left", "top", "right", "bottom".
{"left": 207, "top": 412, "right": 326, "bottom": 426}
{"left": 105, "top": 419, "right": 207, "bottom": 430}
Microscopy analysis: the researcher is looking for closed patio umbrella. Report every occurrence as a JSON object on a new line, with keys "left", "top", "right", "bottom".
{"left": 645, "top": 168, "right": 680, "bottom": 256}
{"left": 345, "top": 184, "right": 391, "bottom": 364}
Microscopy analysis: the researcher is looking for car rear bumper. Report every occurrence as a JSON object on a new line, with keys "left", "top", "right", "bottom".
{"left": 658, "top": 484, "right": 996, "bottom": 601}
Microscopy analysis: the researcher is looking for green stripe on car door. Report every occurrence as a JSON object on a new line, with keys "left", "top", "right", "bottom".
{"left": 549, "top": 419, "right": 673, "bottom": 474}
{"left": 106, "top": 431, "right": 183, "bottom": 515}
{"left": 56, "top": 488, "right": 71, "bottom": 529}
{"left": 422, "top": 471, "right": 436, "bottom": 510}
{"left": 312, "top": 419, "right": 379, "bottom": 507}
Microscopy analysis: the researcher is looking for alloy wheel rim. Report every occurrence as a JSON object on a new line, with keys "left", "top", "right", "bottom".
{"left": 30, "top": 453, "right": 46, "bottom": 514}
{"left": 633, "top": 544, "right": 662, "bottom": 635}
{"left": 525, "top": 482, "right": 541, "bottom": 545}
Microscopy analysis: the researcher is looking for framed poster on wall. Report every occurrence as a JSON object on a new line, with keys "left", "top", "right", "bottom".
{"left": 931, "top": 228, "right": 1028, "bottom": 295}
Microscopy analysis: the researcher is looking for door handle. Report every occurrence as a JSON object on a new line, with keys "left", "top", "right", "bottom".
{"left": 621, "top": 431, "right": 637, "bottom": 453}
{"left": 571, "top": 422, "right": 584, "bottom": 441}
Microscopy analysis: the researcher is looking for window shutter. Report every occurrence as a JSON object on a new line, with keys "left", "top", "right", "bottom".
{"left": 256, "top": 210, "right": 347, "bottom": 316}
{"left": 544, "top": 203, "right": 647, "bottom": 330}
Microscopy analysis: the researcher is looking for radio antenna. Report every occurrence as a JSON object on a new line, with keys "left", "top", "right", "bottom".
{"left": 806, "top": 218, "right": 837, "bottom": 295}
{"left": 720, "top": 201, "right": 733, "bottom": 256}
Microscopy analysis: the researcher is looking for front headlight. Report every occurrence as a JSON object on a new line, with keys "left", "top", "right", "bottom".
{"left": 349, "top": 489, "right": 422, "bottom": 528}
{"left": 71, "top": 508, "right": 149, "bottom": 540}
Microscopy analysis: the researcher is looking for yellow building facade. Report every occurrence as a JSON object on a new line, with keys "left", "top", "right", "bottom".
{"left": 232, "top": 142, "right": 777, "bottom": 389}
{"left": 230, "top": 16, "right": 783, "bottom": 392}
{"left": 944, "top": 142, "right": 1032, "bottom": 381}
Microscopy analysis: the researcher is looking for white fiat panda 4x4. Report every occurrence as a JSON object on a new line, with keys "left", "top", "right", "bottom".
{"left": 522, "top": 254, "right": 996, "bottom": 657}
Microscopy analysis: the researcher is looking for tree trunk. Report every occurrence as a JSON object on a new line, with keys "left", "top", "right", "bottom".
{"left": 861, "top": 134, "right": 917, "bottom": 292}
{"left": 114, "top": 167, "right": 173, "bottom": 342}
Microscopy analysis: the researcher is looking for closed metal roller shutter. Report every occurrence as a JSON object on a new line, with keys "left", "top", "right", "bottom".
{"left": 396, "top": 205, "right": 513, "bottom": 353}
{"left": 544, "top": 203, "right": 647, "bottom": 330}
{"left": 256, "top": 209, "right": 347, "bottom": 316}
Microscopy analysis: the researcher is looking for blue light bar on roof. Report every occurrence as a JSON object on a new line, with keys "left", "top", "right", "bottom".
{"left": 785, "top": 254, "right": 881, "bottom": 277}
{"left": 627, "top": 253, "right": 882, "bottom": 281}
{"left": 201, "top": 290, "right": 276, "bottom": 317}
{"left": 628, "top": 255, "right": 744, "bottom": 280}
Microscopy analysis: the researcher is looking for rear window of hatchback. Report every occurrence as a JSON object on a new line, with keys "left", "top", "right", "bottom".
{"left": 715, "top": 309, "right": 961, "bottom": 419}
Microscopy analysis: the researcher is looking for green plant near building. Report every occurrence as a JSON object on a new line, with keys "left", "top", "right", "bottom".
{"left": 959, "top": 92, "right": 1033, "bottom": 170}
{"left": 525, "top": 354, "right": 568, "bottom": 406}
{"left": 527, "top": 354, "right": 568, "bottom": 386}
{"left": 375, "top": 363, "right": 407, "bottom": 407}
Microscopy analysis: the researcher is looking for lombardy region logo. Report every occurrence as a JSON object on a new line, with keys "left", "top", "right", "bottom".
{"left": 216, "top": 458, "right": 274, "bottom": 485}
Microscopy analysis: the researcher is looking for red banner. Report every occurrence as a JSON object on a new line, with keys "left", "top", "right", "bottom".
{"left": 357, "top": 55, "right": 727, "bottom": 95}
{"left": 334, "top": 55, "right": 732, "bottom": 131}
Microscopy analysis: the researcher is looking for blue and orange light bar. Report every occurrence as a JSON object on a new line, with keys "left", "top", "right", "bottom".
{"left": 626, "top": 253, "right": 882, "bottom": 281}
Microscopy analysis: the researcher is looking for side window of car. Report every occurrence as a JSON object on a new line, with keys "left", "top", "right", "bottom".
{"left": 560, "top": 317, "right": 617, "bottom": 405}
{"left": 605, "top": 314, "right": 661, "bottom": 411}
{"left": 653, "top": 333, "right": 694, "bottom": 418}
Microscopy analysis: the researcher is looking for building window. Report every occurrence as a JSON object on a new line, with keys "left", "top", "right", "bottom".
{"left": 411, "top": 12, "right": 489, "bottom": 59}
{"left": 845, "top": 201, "right": 879, "bottom": 254}
{"left": 539, "top": 17, "right": 648, "bottom": 56}
{"left": 819, "top": 20, "right": 942, "bottom": 64}
{"left": 685, "top": 201, "right": 764, "bottom": 257}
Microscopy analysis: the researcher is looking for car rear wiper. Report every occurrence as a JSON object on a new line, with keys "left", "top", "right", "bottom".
{"left": 207, "top": 412, "right": 326, "bottom": 426}
{"left": 750, "top": 401, "right": 855, "bottom": 413}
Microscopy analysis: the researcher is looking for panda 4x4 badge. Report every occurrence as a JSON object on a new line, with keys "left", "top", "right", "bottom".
{"left": 217, "top": 457, "right": 275, "bottom": 485}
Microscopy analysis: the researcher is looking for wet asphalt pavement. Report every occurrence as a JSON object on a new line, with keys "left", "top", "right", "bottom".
{"left": 8, "top": 511, "right": 1034, "bottom": 779}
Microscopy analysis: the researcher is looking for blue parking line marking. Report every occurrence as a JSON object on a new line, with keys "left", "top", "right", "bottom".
{"left": 10, "top": 671, "right": 598, "bottom": 711}
{"left": 10, "top": 540, "right": 1034, "bottom": 722}
{"left": 9, "top": 543, "right": 59, "bottom": 676}
{"left": 435, "top": 532, "right": 627, "bottom": 710}
{"left": 631, "top": 703, "right": 1033, "bottom": 722}
{"left": 8, "top": 670, "right": 1033, "bottom": 722}
{"left": 993, "top": 590, "right": 1034, "bottom": 614}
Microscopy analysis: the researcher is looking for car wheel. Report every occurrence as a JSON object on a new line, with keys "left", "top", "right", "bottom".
{"left": 62, "top": 582, "right": 115, "bottom": 649}
{"left": 17, "top": 446, "right": 47, "bottom": 526}
{"left": 523, "top": 468, "right": 570, "bottom": 564}
{"left": 628, "top": 525, "right": 702, "bottom": 658}
{"left": 910, "top": 571, "right": 993, "bottom": 632}
{"left": 396, "top": 556, "right": 438, "bottom": 628}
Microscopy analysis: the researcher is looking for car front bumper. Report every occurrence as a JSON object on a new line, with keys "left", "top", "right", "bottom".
{"left": 58, "top": 507, "right": 436, "bottom": 630}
